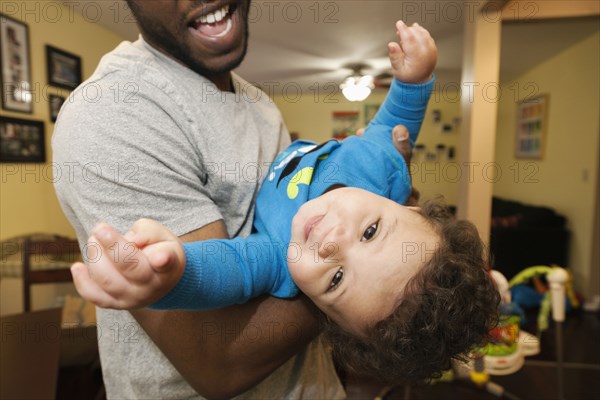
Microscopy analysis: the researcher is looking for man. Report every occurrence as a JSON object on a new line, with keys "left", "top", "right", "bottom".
{"left": 53, "top": 0, "right": 345, "bottom": 398}
{"left": 54, "top": 0, "right": 418, "bottom": 398}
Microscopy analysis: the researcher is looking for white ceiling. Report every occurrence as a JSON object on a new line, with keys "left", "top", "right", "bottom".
{"left": 64, "top": 1, "right": 599, "bottom": 94}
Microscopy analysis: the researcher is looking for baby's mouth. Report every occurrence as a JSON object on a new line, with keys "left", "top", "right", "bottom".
{"left": 304, "top": 215, "right": 325, "bottom": 242}
{"left": 190, "top": 4, "right": 236, "bottom": 38}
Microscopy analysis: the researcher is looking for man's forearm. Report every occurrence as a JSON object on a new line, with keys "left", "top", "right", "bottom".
{"left": 131, "top": 220, "right": 321, "bottom": 398}
{"left": 132, "top": 295, "right": 319, "bottom": 398}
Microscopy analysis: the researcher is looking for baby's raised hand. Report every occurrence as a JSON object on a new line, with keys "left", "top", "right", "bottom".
{"left": 71, "top": 218, "right": 185, "bottom": 309}
{"left": 388, "top": 20, "right": 438, "bottom": 84}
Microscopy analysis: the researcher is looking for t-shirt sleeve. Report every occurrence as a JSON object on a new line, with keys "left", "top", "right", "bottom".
{"left": 150, "top": 233, "right": 298, "bottom": 310}
{"left": 52, "top": 77, "right": 222, "bottom": 239}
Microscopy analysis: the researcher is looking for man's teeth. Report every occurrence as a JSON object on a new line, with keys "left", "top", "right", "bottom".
{"left": 197, "top": 5, "right": 230, "bottom": 24}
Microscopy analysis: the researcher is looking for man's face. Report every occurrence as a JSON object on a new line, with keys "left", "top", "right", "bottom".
{"left": 128, "top": 0, "right": 250, "bottom": 77}
{"left": 288, "top": 187, "right": 440, "bottom": 336}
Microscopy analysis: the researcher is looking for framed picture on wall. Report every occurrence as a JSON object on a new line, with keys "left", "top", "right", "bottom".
{"left": 332, "top": 111, "right": 359, "bottom": 140}
{"left": 515, "top": 94, "right": 549, "bottom": 159}
{"left": 46, "top": 45, "right": 82, "bottom": 90}
{"left": 0, "top": 116, "right": 46, "bottom": 163}
{"left": 49, "top": 94, "right": 66, "bottom": 122}
{"left": 0, "top": 13, "right": 33, "bottom": 113}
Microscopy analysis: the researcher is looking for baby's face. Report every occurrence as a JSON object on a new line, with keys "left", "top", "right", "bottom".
{"left": 288, "top": 187, "right": 440, "bottom": 336}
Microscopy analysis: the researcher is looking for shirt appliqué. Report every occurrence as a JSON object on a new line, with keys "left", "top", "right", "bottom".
{"left": 287, "top": 167, "right": 314, "bottom": 199}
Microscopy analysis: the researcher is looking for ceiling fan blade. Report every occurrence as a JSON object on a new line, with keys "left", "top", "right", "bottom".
{"left": 373, "top": 71, "right": 394, "bottom": 88}
{"left": 269, "top": 67, "right": 338, "bottom": 80}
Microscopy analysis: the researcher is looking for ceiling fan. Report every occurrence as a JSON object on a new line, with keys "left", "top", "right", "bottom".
{"left": 339, "top": 62, "right": 393, "bottom": 101}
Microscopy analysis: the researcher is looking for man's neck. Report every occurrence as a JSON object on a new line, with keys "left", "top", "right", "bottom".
{"left": 140, "top": 35, "right": 235, "bottom": 93}
{"left": 209, "top": 74, "right": 234, "bottom": 92}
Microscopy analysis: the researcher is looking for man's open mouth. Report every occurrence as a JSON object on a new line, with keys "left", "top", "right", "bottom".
{"left": 190, "top": 3, "right": 237, "bottom": 38}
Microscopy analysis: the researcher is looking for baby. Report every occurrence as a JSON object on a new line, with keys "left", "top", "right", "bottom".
{"left": 72, "top": 21, "right": 499, "bottom": 383}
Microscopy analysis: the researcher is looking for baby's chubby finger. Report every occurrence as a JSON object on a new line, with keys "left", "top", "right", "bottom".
{"left": 144, "top": 241, "right": 185, "bottom": 276}
{"left": 71, "top": 262, "right": 119, "bottom": 308}
{"left": 128, "top": 218, "right": 179, "bottom": 247}
{"left": 388, "top": 41, "right": 402, "bottom": 58}
{"left": 90, "top": 222, "right": 139, "bottom": 271}
{"left": 395, "top": 20, "right": 416, "bottom": 48}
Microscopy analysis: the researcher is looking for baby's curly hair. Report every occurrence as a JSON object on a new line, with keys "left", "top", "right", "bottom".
{"left": 322, "top": 200, "right": 500, "bottom": 384}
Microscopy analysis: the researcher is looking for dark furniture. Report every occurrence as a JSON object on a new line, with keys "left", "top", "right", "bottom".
{"left": 1, "top": 308, "right": 63, "bottom": 399}
{"left": 1, "top": 235, "right": 105, "bottom": 399}
{"left": 22, "top": 235, "right": 80, "bottom": 311}
{"left": 489, "top": 197, "right": 570, "bottom": 279}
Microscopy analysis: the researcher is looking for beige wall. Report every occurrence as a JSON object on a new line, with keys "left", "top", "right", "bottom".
{"left": 494, "top": 30, "right": 599, "bottom": 296}
{"left": 1, "top": 1, "right": 124, "bottom": 315}
{"left": 1, "top": 1, "right": 124, "bottom": 240}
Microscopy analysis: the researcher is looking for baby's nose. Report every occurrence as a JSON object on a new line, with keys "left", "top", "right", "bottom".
{"left": 318, "top": 225, "right": 347, "bottom": 261}
{"left": 318, "top": 241, "right": 339, "bottom": 261}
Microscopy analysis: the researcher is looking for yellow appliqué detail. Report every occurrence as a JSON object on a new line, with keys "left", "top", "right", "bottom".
{"left": 287, "top": 167, "right": 314, "bottom": 199}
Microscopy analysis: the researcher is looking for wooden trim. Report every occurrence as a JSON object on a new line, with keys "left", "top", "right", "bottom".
{"left": 502, "top": 0, "right": 600, "bottom": 21}
{"left": 22, "top": 238, "right": 80, "bottom": 312}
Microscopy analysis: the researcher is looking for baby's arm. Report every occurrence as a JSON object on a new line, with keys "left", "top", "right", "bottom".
{"left": 152, "top": 234, "right": 295, "bottom": 310}
{"left": 71, "top": 219, "right": 185, "bottom": 309}
{"left": 367, "top": 21, "right": 437, "bottom": 146}
{"left": 316, "top": 22, "right": 436, "bottom": 202}
{"left": 72, "top": 220, "right": 294, "bottom": 310}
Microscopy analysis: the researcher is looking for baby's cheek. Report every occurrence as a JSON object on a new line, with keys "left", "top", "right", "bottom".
{"left": 287, "top": 259, "right": 305, "bottom": 283}
{"left": 287, "top": 258, "right": 313, "bottom": 291}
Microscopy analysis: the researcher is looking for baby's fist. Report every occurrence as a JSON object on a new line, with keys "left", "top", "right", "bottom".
{"left": 389, "top": 20, "right": 438, "bottom": 84}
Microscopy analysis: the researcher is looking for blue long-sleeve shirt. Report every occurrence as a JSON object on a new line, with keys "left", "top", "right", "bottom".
{"left": 151, "top": 77, "right": 434, "bottom": 310}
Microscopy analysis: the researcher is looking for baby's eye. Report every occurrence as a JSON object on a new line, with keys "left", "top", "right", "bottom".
{"left": 329, "top": 267, "right": 344, "bottom": 291}
{"left": 361, "top": 222, "right": 378, "bottom": 241}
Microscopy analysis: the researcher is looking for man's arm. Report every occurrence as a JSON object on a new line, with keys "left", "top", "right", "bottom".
{"left": 131, "top": 220, "right": 320, "bottom": 398}
{"left": 55, "top": 80, "right": 319, "bottom": 398}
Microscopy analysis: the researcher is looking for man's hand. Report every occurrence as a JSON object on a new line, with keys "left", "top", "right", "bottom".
{"left": 389, "top": 20, "right": 438, "bottom": 84}
{"left": 392, "top": 125, "right": 420, "bottom": 206}
{"left": 357, "top": 124, "right": 420, "bottom": 206}
{"left": 71, "top": 219, "right": 186, "bottom": 309}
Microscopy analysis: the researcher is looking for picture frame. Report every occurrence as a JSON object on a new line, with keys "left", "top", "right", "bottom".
{"left": 515, "top": 94, "right": 548, "bottom": 159}
{"left": 0, "top": 116, "right": 46, "bottom": 163}
{"left": 49, "top": 94, "right": 66, "bottom": 122}
{"left": 0, "top": 13, "right": 33, "bottom": 113}
{"left": 332, "top": 111, "right": 359, "bottom": 140}
{"left": 46, "top": 45, "right": 82, "bottom": 90}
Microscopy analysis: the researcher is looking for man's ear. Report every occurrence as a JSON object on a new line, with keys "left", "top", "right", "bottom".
{"left": 407, "top": 206, "right": 422, "bottom": 213}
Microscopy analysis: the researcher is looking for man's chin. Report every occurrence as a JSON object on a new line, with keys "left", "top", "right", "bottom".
{"left": 192, "top": 51, "right": 246, "bottom": 77}
{"left": 182, "top": 30, "right": 248, "bottom": 77}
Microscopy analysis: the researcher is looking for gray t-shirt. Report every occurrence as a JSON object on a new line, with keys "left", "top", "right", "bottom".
{"left": 53, "top": 37, "right": 344, "bottom": 399}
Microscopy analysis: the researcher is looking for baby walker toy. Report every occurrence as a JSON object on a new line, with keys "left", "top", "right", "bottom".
{"left": 375, "top": 265, "right": 571, "bottom": 400}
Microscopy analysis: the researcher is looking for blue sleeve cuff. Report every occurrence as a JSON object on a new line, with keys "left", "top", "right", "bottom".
{"left": 148, "top": 243, "right": 203, "bottom": 310}
{"left": 390, "top": 75, "right": 435, "bottom": 106}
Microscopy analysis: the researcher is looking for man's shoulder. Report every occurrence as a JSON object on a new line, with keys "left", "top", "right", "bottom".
{"left": 232, "top": 73, "right": 283, "bottom": 114}
{"left": 55, "top": 39, "right": 190, "bottom": 131}
{"left": 84, "top": 45, "right": 161, "bottom": 93}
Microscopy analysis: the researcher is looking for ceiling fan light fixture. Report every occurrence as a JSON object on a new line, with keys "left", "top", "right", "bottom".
{"left": 340, "top": 74, "right": 374, "bottom": 102}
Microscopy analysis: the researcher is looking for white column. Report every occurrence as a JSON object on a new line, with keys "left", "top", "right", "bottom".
{"left": 457, "top": 1, "right": 503, "bottom": 245}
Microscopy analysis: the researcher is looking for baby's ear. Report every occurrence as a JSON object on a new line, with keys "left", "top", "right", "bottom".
{"left": 407, "top": 206, "right": 422, "bottom": 213}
